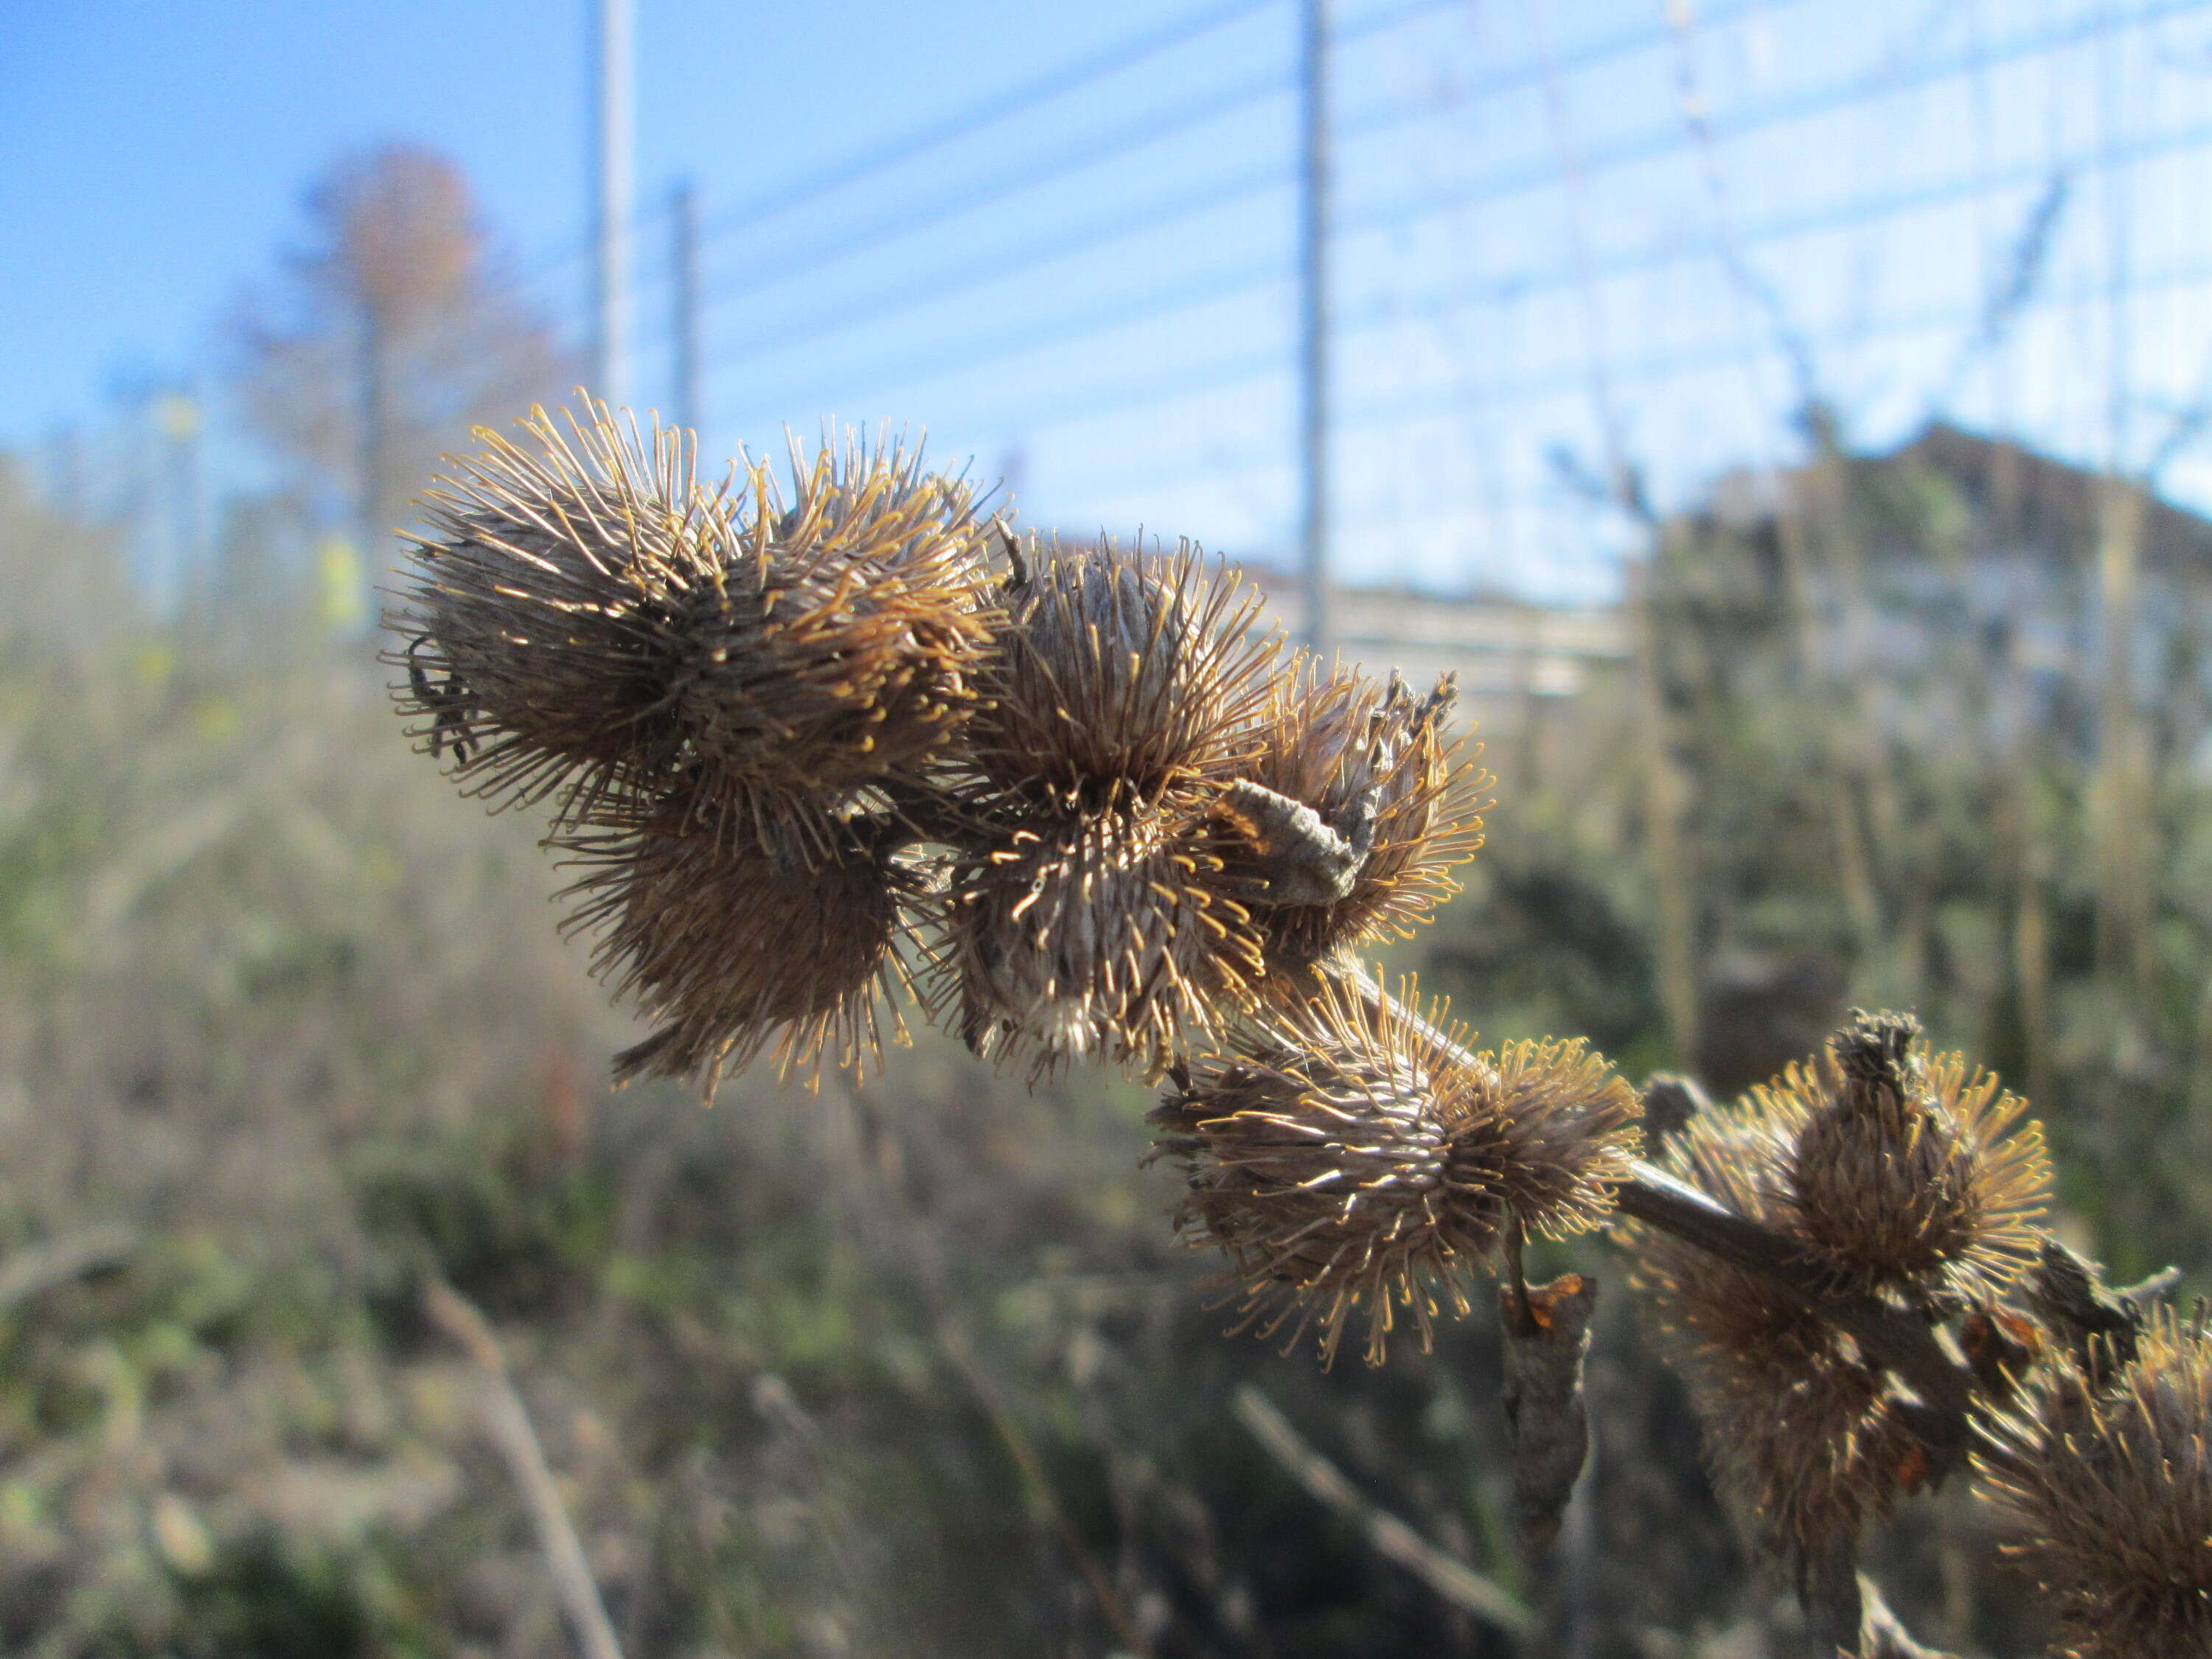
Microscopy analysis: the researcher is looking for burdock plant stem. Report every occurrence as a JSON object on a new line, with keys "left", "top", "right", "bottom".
{"left": 1333, "top": 961, "right": 1993, "bottom": 1475}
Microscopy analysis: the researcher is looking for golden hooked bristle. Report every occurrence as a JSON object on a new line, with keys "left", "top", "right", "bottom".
{"left": 939, "top": 804, "right": 1266, "bottom": 1079}
{"left": 392, "top": 403, "right": 996, "bottom": 824}
{"left": 1150, "top": 973, "right": 1638, "bottom": 1367}
{"left": 556, "top": 792, "right": 911, "bottom": 1097}
{"left": 966, "top": 535, "right": 1284, "bottom": 811}
{"left": 1977, "top": 1309, "right": 2212, "bottom": 1659}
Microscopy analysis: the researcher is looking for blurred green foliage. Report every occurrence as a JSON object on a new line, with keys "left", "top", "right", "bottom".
{"left": 6, "top": 418, "right": 2208, "bottom": 1656}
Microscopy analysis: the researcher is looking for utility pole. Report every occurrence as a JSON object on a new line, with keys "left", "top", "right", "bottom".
{"left": 358, "top": 304, "right": 385, "bottom": 555}
{"left": 1298, "top": 0, "right": 1332, "bottom": 654}
{"left": 669, "top": 177, "right": 700, "bottom": 436}
{"left": 591, "top": 0, "right": 635, "bottom": 407}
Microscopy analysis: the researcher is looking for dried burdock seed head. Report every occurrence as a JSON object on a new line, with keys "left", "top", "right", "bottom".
{"left": 1148, "top": 974, "right": 1638, "bottom": 1367}
{"left": 682, "top": 427, "right": 998, "bottom": 793}
{"left": 393, "top": 404, "right": 729, "bottom": 812}
{"left": 967, "top": 535, "right": 1283, "bottom": 810}
{"left": 1779, "top": 1009, "right": 2051, "bottom": 1302}
{"left": 557, "top": 793, "right": 911, "bottom": 1097}
{"left": 393, "top": 403, "right": 995, "bottom": 821}
{"left": 939, "top": 804, "right": 1266, "bottom": 1078}
{"left": 1206, "top": 660, "right": 1487, "bottom": 983}
{"left": 1625, "top": 1094, "right": 1926, "bottom": 1590}
{"left": 1978, "top": 1310, "right": 2212, "bottom": 1659}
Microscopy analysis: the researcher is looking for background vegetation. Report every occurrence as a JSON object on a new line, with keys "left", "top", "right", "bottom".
{"left": 6, "top": 145, "right": 2210, "bottom": 1658}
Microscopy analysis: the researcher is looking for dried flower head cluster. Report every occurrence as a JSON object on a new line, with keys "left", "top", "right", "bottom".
{"left": 1978, "top": 1310, "right": 2212, "bottom": 1659}
{"left": 1627, "top": 1012, "right": 2051, "bottom": 1585}
{"left": 396, "top": 406, "right": 996, "bottom": 816}
{"left": 966, "top": 536, "right": 1280, "bottom": 810}
{"left": 392, "top": 404, "right": 996, "bottom": 1090}
{"left": 932, "top": 535, "right": 1292, "bottom": 1073}
{"left": 934, "top": 535, "right": 1484, "bottom": 1077}
{"left": 392, "top": 404, "right": 1490, "bottom": 1102}
{"left": 1775, "top": 1010, "right": 2051, "bottom": 1304}
{"left": 1150, "top": 974, "right": 1639, "bottom": 1366}
{"left": 388, "top": 406, "right": 2212, "bottom": 1645}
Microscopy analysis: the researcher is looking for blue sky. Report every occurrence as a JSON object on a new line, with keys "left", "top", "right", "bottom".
{"left": 6, "top": 0, "right": 2212, "bottom": 602}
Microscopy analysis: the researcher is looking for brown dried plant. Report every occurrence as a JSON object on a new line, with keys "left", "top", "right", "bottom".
{"left": 393, "top": 403, "right": 997, "bottom": 830}
{"left": 1625, "top": 1091, "right": 1929, "bottom": 1591}
{"left": 1205, "top": 661, "right": 1488, "bottom": 986}
{"left": 1978, "top": 1309, "right": 2212, "bottom": 1659}
{"left": 388, "top": 405, "right": 2191, "bottom": 1658}
{"left": 939, "top": 804, "right": 1265, "bottom": 1079}
{"left": 965, "top": 534, "right": 1282, "bottom": 812}
{"left": 1150, "top": 973, "right": 1638, "bottom": 1367}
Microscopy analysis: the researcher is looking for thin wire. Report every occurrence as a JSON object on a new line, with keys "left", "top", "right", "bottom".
{"left": 700, "top": 161, "right": 1290, "bottom": 372}
{"left": 1344, "top": 0, "right": 2212, "bottom": 239}
{"left": 715, "top": 260, "right": 1295, "bottom": 418}
{"left": 703, "top": 118, "right": 2212, "bottom": 432}
{"left": 1001, "top": 248, "right": 2212, "bottom": 493}
{"left": 695, "top": 68, "right": 1293, "bottom": 309}
{"left": 1346, "top": 115, "right": 2210, "bottom": 340}
{"left": 695, "top": 0, "right": 1281, "bottom": 244}
{"left": 695, "top": 0, "right": 2174, "bottom": 374}
{"left": 692, "top": 0, "right": 1825, "bottom": 321}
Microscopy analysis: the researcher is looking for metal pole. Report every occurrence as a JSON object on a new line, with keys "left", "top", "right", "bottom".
{"left": 1298, "top": 0, "right": 1331, "bottom": 654}
{"left": 591, "top": 0, "right": 634, "bottom": 406}
{"left": 670, "top": 178, "right": 699, "bottom": 436}
{"left": 358, "top": 305, "right": 385, "bottom": 552}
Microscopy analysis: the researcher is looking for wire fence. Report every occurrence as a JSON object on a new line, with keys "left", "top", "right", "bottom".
{"left": 39, "top": 0, "right": 2212, "bottom": 607}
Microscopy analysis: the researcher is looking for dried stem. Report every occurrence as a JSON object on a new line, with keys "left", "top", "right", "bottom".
{"left": 1338, "top": 963, "right": 1992, "bottom": 1478}
{"left": 0, "top": 1223, "right": 135, "bottom": 1311}
{"left": 1231, "top": 1383, "right": 1537, "bottom": 1641}
{"left": 422, "top": 1278, "right": 626, "bottom": 1659}
{"left": 936, "top": 1321, "right": 1158, "bottom": 1659}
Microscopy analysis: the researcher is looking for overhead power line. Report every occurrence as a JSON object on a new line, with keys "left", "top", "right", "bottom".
{"left": 1026, "top": 248, "right": 2212, "bottom": 508}
{"left": 695, "top": 0, "right": 1281, "bottom": 244}
{"left": 706, "top": 111, "right": 2212, "bottom": 431}
{"left": 692, "top": 0, "right": 1822, "bottom": 326}
{"left": 694, "top": 0, "right": 2144, "bottom": 382}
